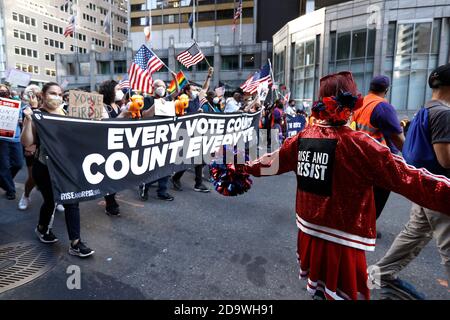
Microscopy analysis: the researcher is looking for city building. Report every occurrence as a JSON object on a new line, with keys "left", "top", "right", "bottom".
{"left": 272, "top": 0, "right": 450, "bottom": 114}
{"left": 0, "top": 0, "right": 129, "bottom": 87}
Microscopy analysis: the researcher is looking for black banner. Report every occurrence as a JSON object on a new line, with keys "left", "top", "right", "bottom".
{"left": 32, "top": 112, "right": 260, "bottom": 204}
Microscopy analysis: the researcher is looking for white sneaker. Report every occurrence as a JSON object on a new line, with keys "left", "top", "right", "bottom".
{"left": 56, "top": 204, "right": 65, "bottom": 212}
{"left": 18, "top": 193, "right": 30, "bottom": 211}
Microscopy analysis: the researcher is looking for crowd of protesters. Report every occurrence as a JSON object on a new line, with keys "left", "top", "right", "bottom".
{"left": 0, "top": 62, "right": 449, "bottom": 301}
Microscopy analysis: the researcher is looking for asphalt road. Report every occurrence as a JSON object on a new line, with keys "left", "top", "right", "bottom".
{"left": 0, "top": 167, "right": 448, "bottom": 300}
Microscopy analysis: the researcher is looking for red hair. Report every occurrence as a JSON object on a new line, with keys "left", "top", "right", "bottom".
{"left": 312, "top": 72, "right": 362, "bottom": 124}
{"left": 318, "top": 72, "right": 358, "bottom": 99}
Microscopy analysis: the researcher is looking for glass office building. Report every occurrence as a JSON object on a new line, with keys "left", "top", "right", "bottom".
{"left": 272, "top": 0, "right": 450, "bottom": 113}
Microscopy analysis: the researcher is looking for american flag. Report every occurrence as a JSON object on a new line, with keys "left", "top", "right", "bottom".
{"left": 232, "top": 0, "right": 242, "bottom": 31}
{"left": 176, "top": 43, "right": 205, "bottom": 68}
{"left": 147, "top": 49, "right": 164, "bottom": 74}
{"left": 64, "top": 15, "right": 75, "bottom": 38}
{"left": 128, "top": 45, "right": 160, "bottom": 94}
{"left": 117, "top": 79, "right": 130, "bottom": 90}
{"left": 240, "top": 63, "right": 272, "bottom": 94}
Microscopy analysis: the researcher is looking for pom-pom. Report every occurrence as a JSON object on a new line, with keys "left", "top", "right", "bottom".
{"left": 209, "top": 162, "right": 252, "bottom": 196}
{"left": 209, "top": 147, "right": 252, "bottom": 196}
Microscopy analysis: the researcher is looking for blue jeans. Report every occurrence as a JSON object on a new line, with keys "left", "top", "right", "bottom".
{"left": 0, "top": 140, "right": 24, "bottom": 194}
{"left": 145, "top": 176, "right": 169, "bottom": 196}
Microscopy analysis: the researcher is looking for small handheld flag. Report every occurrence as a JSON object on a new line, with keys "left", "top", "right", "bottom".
{"left": 176, "top": 43, "right": 205, "bottom": 69}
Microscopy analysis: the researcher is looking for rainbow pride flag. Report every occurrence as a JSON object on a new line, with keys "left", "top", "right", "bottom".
{"left": 167, "top": 71, "right": 188, "bottom": 94}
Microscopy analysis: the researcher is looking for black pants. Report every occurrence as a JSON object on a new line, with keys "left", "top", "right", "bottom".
{"left": 172, "top": 165, "right": 203, "bottom": 186}
{"left": 33, "top": 160, "right": 80, "bottom": 241}
{"left": 374, "top": 186, "right": 391, "bottom": 220}
{"left": 104, "top": 194, "right": 118, "bottom": 209}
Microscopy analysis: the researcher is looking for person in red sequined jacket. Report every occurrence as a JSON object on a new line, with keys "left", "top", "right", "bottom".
{"left": 245, "top": 72, "right": 450, "bottom": 300}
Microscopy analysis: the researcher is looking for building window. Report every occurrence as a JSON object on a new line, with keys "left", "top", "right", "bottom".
{"left": 243, "top": 55, "right": 255, "bottom": 69}
{"left": 329, "top": 28, "right": 376, "bottom": 94}
{"left": 221, "top": 55, "right": 239, "bottom": 70}
{"left": 114, "top": 60, "right": 127, "bottom": 74}
{"left": 291, "top": 39, "right": 317, "bottom": 105}
{"left": 197, "top": 57, "right": 214, "bottom": 71}
{"left": 98, "top": 61, "right": 110, "bottom": 75}
{"left": 274, "top": 49, "right": 286, "bottom": 85}
{"left": 389, "top": 21, "right": 440, "bottom": 110}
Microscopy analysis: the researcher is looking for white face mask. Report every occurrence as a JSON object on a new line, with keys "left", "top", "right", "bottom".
{"left": 213, "top": 97, "right": 220, "bottom": 104}
{"left": 155, "top": 87, "right": 166, "bottom": 97}
{"left": 191, "top": 91, "right": 199, "bottom": 99}
{"left": 115, "top": 90, "right": 124, "bottom": 101}
{"left": 47, "top": 95, "right": 63, "bottom": 109}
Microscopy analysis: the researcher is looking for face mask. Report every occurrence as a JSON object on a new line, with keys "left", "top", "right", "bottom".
{"left": 0, "top": 91, "right": 9, "bottom": 98}
{"left": 213, "top": 97, "right": 220, "bottom": 105}
{"left": 115, "top": 90, "right": 124, "bottom": 101}
{"left": 155, "top": 87, "right": 166, "bottom": 97}
{"left": 191, "top": 91, "right": 198, "bottom": 99}
{"left": 47, "top": 95, "right": 63, "bottom": 109}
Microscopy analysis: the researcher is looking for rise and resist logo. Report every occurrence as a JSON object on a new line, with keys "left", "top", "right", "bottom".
{"left": 297, "top": 138, "right": 337, "bottom": 196}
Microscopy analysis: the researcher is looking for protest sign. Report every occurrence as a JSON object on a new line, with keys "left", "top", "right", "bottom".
{"left": 32, "top": 111, "right": 260, "bottom": 203}
{"left": 6, "top": 69, "right": 32, "bottom": 87}
{"left": 257, "top": 82, "right": 269, "bottom": 103}
{"left": 286, "top": 114, "right": 306, "bottom": 138}
{"left": 0, "top": 98, "right": 21, "bottom": 139}
{"left": 154, "top": 99, "right": 176, "bottom": 117}
{"left": 68, "top": 90, "right": 104, "bottom": 119}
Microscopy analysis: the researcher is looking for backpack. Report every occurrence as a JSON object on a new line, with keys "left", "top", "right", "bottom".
{"left": 402, "top": 104, "right": 441, "bottom": 174}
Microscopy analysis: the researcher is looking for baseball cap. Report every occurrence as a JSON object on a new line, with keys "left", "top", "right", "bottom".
{"left": 370, "top": 75, "right": 390, "bottom": 92}
{"left": 428, "top": 63, "right": 450, "bottom": 89}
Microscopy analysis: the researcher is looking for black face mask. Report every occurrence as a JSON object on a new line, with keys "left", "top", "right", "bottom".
{"left": 0, "top": 91, "right": 9, "bottom": 98}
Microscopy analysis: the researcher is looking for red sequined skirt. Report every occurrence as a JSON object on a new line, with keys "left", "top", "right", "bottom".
{"left": 297, "top": 230, "right": 370, "bottom": 300}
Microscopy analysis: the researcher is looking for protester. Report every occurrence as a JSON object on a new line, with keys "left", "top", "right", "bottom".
{"left": 201, "top": 91, "right": 221, "bottom": 113}
{"left": 0, "top": 84, "right": 24, "bottom": 200}
{"left": 171, "top": 68, "right": 214, "bottom": 193}
{"left": 285, "top": 99, "right": 297, "bottom": 117}
{"left": 17, "top": 85, "right": 42, "bottom": 210}
{"left": 138, "top": 74, "right": 180, "bottom": 201}
{"left": 244, "top": 71, "right": 450, "bottom": 300}
{"left": 352, "top": 76, "right": 405, "bottom": 239}
{"left": 369, "top": 64, "right": 450, "bottom": 299}
{"left": 62, "top": 92, "right": 69, "bottom": 112}
{"left": 21, "top": 82, "right": 94, "bottom": 258}
{"left": 224, "top": 90, "right": 243, "bottom": 113}
{"left": 99, "top": 80, "right": 122, "bottom": 216}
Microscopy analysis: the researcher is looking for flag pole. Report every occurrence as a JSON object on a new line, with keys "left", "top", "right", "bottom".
{"left": 71, "top": 1, "right": 79, "bottom": 81}
{"left": 194, "top": 40, "right": 212, "bottom": 68}
{"left": 268, "top": 58, "right": 278, "bottom": 99}
{"left": 193, "top": 0, "right": 196, "bottom": 41}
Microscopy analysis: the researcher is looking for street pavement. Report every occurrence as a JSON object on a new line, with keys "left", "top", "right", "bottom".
{"left": 0, "top": 167, "right": 448, "bottom": 300}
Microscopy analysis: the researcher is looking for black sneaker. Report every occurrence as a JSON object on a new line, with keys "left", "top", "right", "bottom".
{"left": 69, "top": 241, "right": 95, "bottom": 258}
{"left": 35, "top": 227, "right": 59, "bottom": 244}
{"left": 105, "top": 205, "right": 120, "bottom": 217}
{"left": 138, "top": 183, "right": 149, "bottom": 201}
{"left": 5, "top": 191, "right": 15, "bottom": 200}
{"left": 170, "top": 177, "right": 183, "bottom": 191}
{"left": 157, "top": 193, "right": 174, "bottom": 201}
{"left": 380, "top": 278, "right": 426, "bottom": 300}
{"left": 194, "top": 183, "right": 210, "bottom": 193}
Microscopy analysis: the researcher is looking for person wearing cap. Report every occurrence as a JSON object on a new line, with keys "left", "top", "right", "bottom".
{"left": 369, "top": 64, "right": 450, "bottom": 300}
{"left": 352, "top": 76, "right": 405, "bottom": 230}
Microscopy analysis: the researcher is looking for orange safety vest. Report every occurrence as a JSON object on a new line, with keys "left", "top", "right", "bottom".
{"left": 351, "top": 93, "right": 387, "bottom": 145}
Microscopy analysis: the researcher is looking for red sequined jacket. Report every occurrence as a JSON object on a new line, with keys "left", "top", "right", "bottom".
{"left": 245, "top": 124, "right": 450, "bottom": 251}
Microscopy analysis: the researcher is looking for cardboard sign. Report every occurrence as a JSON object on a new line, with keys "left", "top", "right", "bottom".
{"left": 6, "top": 68, "right": 32, "bottom": 87}
{"left": 0, "top": 98, "right": 21, "bottom": 139}
{"left": 257, "top": 82, "right": 269, "bottom": 103}
{"left": 68, "top": 90, "right": 104, "bottom": 119}
{"left": 154, "top": 99, "right": 175, "bottom": 117}
{"left": 215, "top": 86, "right": 225, "bottom": 97}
